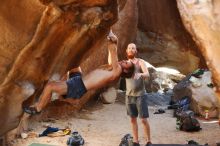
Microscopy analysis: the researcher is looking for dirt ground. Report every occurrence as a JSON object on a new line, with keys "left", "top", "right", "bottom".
{"left": 11, "top": 101, "right": 220, "bottom": 146}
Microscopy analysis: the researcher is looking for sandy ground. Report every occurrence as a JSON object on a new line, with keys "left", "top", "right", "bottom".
{"left": 11, "top": 101, "right": 220, "bottom": 146}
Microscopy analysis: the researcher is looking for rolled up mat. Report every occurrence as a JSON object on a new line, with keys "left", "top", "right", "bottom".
{"left": 29, "top": 143, "right": 57, "bottom": 146}
{"left": 151, "top": 144, "right": 202, "bottom": 146}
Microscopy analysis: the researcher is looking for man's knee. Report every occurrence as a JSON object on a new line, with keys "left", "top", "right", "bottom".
{"left": 46, "top": 81, "right": 56, "bottom": 90}
{"left": 46, "top": 81, "right": 63, "bottom": 93}
{"left": 130, "top": 117, "right": 137, "bottom": 124}
{"left": 46, "top": 81, "right": 67, "bottom": 95}
{"left": 141, "top": 118, "right": 149, "bottom": 125}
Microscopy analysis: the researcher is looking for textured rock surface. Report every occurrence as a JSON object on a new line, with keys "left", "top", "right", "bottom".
{"left": 173, "top": 75, "right": 192, "bottom": 102}
{"left": 189, "top": 71, "right": 220, "bottom": 118}
{"left": 173, "top": 71, "right": 220, "bottom": 118}
{"left": 0, "top": 0, "right": 44, "bottom": 82}
{"left": 0, "top": 0, "right": 118, "bottom": 136}
{"left": 1, "top": 0, "right": 220, "bottom": 137}
{"left": 81, "top": 0, "right": 138, "bottom": 73}
{"left": 72, "top": 0, "right": 138, "bottom": 112}
{"left": 136, "top": 0, "right": 206, "bottom": 74}
{"left": 177, "top": 0, "right": 220, "bottom": 107}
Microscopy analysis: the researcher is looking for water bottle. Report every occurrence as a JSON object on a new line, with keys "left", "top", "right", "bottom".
{"left": 205, "top": 110, "right": 209, "bottom": 120}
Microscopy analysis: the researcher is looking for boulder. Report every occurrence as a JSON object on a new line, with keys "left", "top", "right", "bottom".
{"left": 173, "top": 71, "right": 220, "bottom": 118}
{"left": 177, "top": 0, "right": 220, "bottom": 105}
{"left": 146, "top": 66, "right": 185, "bottom": 93}
{"left": 136, "top": 0, "right": 206, "bottom": 74}
{"left": 189, "top": 71, "right": 220, "bottom": 118}
{"left": 173, "top": 75, "right": 192, "bottom": 102}
{"left": 101, "top": 87, "right": 117, "bottom": 104}
{"left": 78, "top": 0, "right": 137, "bottom": 109}
{"left": 0, "top": 0, "right": 118, "bottom": 136}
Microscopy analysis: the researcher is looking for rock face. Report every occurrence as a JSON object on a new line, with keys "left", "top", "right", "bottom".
{"left": 176, "top": 0, "right": 220, "bottom": 106}
{"left": 173, "top": 75, "right": 192, "bottom": 102}
{"left": 81, "top": 0, "right": 138, "bottom": 73}
{"left": 76, "top": 0, "right": 137, "bottom": 110}
{"left": 136, "top": 0, "right": 206, "bottom": 74}
{"left": 36, "top": 0, "right": 138, "bottom": 121}
{"left": 173, "top": 71, "right": 220, "bottom": 118}
{"left": 190, "top": 72, "right": 220, "bottom": 118}
{"left": 1, "top": 0, "right": 220, "bottom": 137}
{"left": 0, "top": 0, "right": 118, "bottom": 136}
{"left": 0, "top": 0, "right": 44, "bottom": 82}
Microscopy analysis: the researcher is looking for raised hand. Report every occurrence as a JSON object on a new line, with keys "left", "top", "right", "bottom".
{"left": 107, "top": 29, "right": 118, "bottom": 44}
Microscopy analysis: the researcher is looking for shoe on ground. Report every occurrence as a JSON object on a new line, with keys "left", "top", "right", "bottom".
{"left": 145, "top": 141, "right": 152, "bottom": 146}
{"left": 133, "top": 142, "right": 140, "bottom": 146}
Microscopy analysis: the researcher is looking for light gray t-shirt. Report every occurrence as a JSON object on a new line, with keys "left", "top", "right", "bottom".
{"left": 125, "top": 59, "right": 146, "bottom": 96}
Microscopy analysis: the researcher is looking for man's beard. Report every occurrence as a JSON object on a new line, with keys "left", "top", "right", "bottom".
{"left": 127, "top": 54, "right": 135, "bottom": 59}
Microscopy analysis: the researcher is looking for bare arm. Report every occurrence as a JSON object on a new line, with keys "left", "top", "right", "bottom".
{"left": 107, "top": 30, "right": 119, "bottom": 70}
{"left": 140, "top": 59, "right": 150, "bottom": 79}
{"left": 108, "top": 49, "right": 112, "bottom": 65}
{"left": 82, "top": 31, "right": 121, "bottom": 90}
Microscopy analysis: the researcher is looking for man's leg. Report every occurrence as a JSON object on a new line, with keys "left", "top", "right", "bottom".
{"left": 35, "top": 81, "right": 67, "bottom": 112}
{"left": 130, "top": 117, "right": 139, "bottom": 143}
{"left": 126, "top": 99, "right": 139, "bottom": 145}
{"left": 138, "top": 95, "right": 151, "bottom": 145}
{"left": 141, "top": 118, "right": 151, "bottom": 143}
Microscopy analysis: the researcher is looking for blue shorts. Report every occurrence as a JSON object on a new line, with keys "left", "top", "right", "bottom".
{"left": 126, "top": 95, "right": 149, "bottom": 118}
{"left": 66, "top": 73, "right": 87, "bottom": 99}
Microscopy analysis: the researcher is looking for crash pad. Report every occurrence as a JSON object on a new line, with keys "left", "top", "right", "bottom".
{"left": 151, "top": 144, "right": 201, "bottom": 146}
{"left": 29, "top": 143, "right": 57, "bottom": 146}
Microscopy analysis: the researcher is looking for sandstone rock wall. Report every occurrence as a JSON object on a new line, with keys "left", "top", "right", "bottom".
{"left": 0, "top": 0, "right": 45, "bottom": 82}
{"left": 43, "top": 0, "right": 138, "bottom": 118}
{"left": 136, "top": 0, "right": 206, "bottom": 74}
{"left": 1, "top": 0, "right": 220, "bottom": 136}
{"left": 0, "top": 0, "right": 118, "bottom": 136}
{"left": 81, "top": 0, "right": 138, "bottom": 73}
{"left": 177, "top": 0, "right": 220, "bottom": 105}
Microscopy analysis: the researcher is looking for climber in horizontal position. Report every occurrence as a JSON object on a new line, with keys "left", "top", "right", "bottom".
{"left": 24, "top": 30, "right": 135, "bottom": 115}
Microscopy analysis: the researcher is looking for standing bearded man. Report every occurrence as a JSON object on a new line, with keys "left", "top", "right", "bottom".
{"left": 125, "top": 43, "right": 152, "bottom": 146}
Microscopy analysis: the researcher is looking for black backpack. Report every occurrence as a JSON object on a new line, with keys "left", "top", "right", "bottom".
{"left": 67, "top": 131, "right": 84, "bottom": 146}
{"left": 180, "top": 115, "right": 201, "bottom": 132}
{"left": 119, "top": 134, "right": 133, "bottom": 146}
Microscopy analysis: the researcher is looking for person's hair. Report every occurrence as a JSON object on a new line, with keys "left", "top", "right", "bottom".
{"left": 121, "top": 62, "right": 135, "bottom": 78}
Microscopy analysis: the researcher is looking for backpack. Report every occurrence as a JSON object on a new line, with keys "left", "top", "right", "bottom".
{"left": 179, "top": 115, "right": 201, "bottom": 132}
{"left": 178, "top": 96, "right": 190, "bottom": 111}
{"left": 67, "top": 131, "right": 84, "bottom": 146}
{"left": 119, "top": 134, "right": 133, "bottom": 146}
{"left": 173, "top": 96, "right": 191, "bottom": 117}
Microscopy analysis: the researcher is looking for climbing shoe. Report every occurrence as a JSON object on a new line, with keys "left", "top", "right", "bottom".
{"left": 23, "top": 106, "right": 41, "bottom": 115}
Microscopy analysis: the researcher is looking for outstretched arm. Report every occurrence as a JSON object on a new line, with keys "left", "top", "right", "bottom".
{"left": 82, "top": 31, "right": 121, "bottom": 90}
{"left": 107, "top": 30, "right": 119, "bottom": 70}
